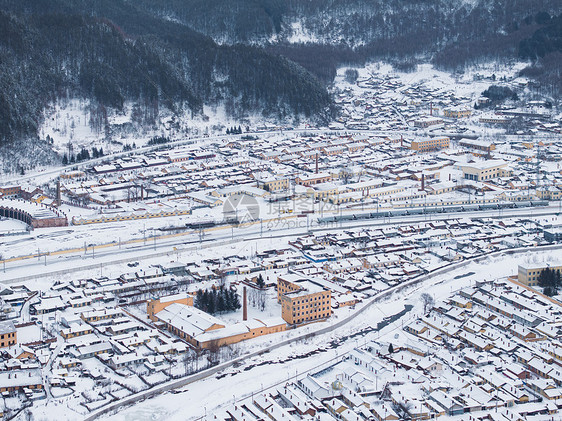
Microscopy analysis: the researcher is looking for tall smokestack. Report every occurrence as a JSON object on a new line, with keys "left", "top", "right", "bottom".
{"left": 430, "top": 102, "right": 433, "bottom": 116}
{"left": 421, "top": 174, "right": 425, "bottom": 191}
{"left": 315, "top": 152, "right": 319, "bottom": 174}
{"left": 243, "top": 286, "right": 247, "bottom": 321}
{"left": 56, "top": 178, "right": 61, "bottom": 207}
{"left": 400, "top": 135, "right": 403, "bottom": 148}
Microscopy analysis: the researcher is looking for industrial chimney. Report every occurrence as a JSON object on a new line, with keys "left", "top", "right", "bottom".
{"left": 56, "top": 178, "right": 61, "bottom": 207}
{"left": 243, "top": 286, "right": 248, "bottom": 321}
{"left": 315, "top": 152, "right": 319, "bottom": 174}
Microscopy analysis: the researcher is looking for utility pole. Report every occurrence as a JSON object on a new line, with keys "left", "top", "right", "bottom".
{"left": 535, "top": 140, "right": 541, "bottom": 196}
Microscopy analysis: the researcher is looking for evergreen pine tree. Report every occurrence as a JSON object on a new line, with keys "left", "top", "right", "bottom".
{"left": 232, "top": 290, "right": 241, "bottom": 310}
{"left": 217, "top": 293, "right": 225, "bottom": 313}
{"left": 256, "top": 274, "right": 265, "bottom": 289}
{"left": 195, "top": 289, "right": 204, "bottom": 311}
{"left": 208, "top": 290, "right": 216, "bottom": 314}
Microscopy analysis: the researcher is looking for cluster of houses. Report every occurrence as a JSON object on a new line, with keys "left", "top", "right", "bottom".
{"left": 60, "top": 146, "right": 259, "bottom": 207}
{"left": 334, "top": 67, "right": 560, "bottom": 139}
{"left": 2, "top": 123, "right": 562, "bottom": 231}
{"left": 0, "top": 211, "right": 558, "bottom": 415}
{"left": 285, "top": 214, "right": 552, "bottom": 291}
{"left": 211, "top": 277, "right": 562, "bottom": 420}
{"left": 334, "top": 72, "right": 474, "bottom": 132}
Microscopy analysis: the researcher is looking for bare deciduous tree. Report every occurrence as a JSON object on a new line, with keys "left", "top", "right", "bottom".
{"left": 421, "top": 293, "right": 434, "bottom": 314}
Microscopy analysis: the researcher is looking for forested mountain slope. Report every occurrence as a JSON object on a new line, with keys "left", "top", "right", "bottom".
{"left": 0, "top": 0, "right": 561, "bottom": 168}
{"left": 0, "top": 0, "right": 332, "bottom": 146}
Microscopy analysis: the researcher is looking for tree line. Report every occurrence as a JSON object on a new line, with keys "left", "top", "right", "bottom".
{"left": 194, "top": 286, "right": 241, "bottom": 315}
{"left": 538, "top": 267, "right": 562, "bottom": 296}
{"left": 226, "top": 126, "right": 242, "bottom": 135}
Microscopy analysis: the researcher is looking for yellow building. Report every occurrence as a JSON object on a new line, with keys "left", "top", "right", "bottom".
{"left": 60, "top": 171, "right": 86, "bottom": 179}
{"left": 518, "top": 263, "right": 562, "bottom": 286}
{"left": 0, "top": 369, "right": 43, "bottom": 393}
{"left": 256, "top": 175, "right": 290, "bottom": 193}
{"left": 322, "top": 146, "right": 346, "bottom": 156}
{"left": 413, "top": 117, "right": 443, "bottom": 128}
{"left": 444, "top": 107, "right": 472, "bottom": 118}
{"left": 306, "top": 182, "right": 338, "bottom": 200}
{"left": 30, "top": 193, "right": 47, "bottom": 204}
{"left": 0, "top": 185, "right": 21, "bottom": 198}
{"left": 147, "top": 293, "right": 194, "bottom": 322}
{"left": 295, "top": 172, "right": 332, "bottom": 187}
{"left": 0, "top": 321, "right": 16, "bottom": 348}
{"left": 346, "top": 142, "right": 366, "bottom": 153}
{"left": 459, "top": 139, "right": 496, "bottom": 156}
{"left": 277, "top": 274, "right": 331, "bottom": 325}
{"left": 410, "top": 137, "right": 450, "bottom": 153}
{"left": 60, "top": 324, "right": 93, "bottom": 340}
{"left": 81, "top": 308, "right": 122, "bottom": 323}
{"left": 460, "top": 160, "right": 510, "bottom": 181}
{"left": 537, "top": 187, "right": 562, "bottom": 201}
{"left": 479, "top": 115, "right": 511, "bottom": 124}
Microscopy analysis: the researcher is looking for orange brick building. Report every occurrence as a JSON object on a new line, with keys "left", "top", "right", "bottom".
{"left": 147, "top": 293, "right": 194, "bottom": 321}
{"left": 411, "top": 137, "right": 450, "bottom": 153}
{"left": 277, "top": 274, "right": 331, "bottom": 325}
{"left": 0, "top": 321, "right": 17, "bottom": 348}
{"left": 153, "top": 303, "right": 286, "bottom": 349}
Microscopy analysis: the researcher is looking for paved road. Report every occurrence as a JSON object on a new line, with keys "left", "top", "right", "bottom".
{"left": 44, "top": 335, "right": 64, "bottom": 401}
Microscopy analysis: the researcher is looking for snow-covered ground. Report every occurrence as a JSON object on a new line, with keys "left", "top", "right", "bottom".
{"left": 39, "top": 98, "right": 288, "bottom": 160}
{"left": 1, "top": 59, "right": 561, "bottom": 420}
{"left": 0, "top": 218, "right": 27, "bottom": 234}
{"left": 95, "top": 248, "right": 561, "bottom": 421}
